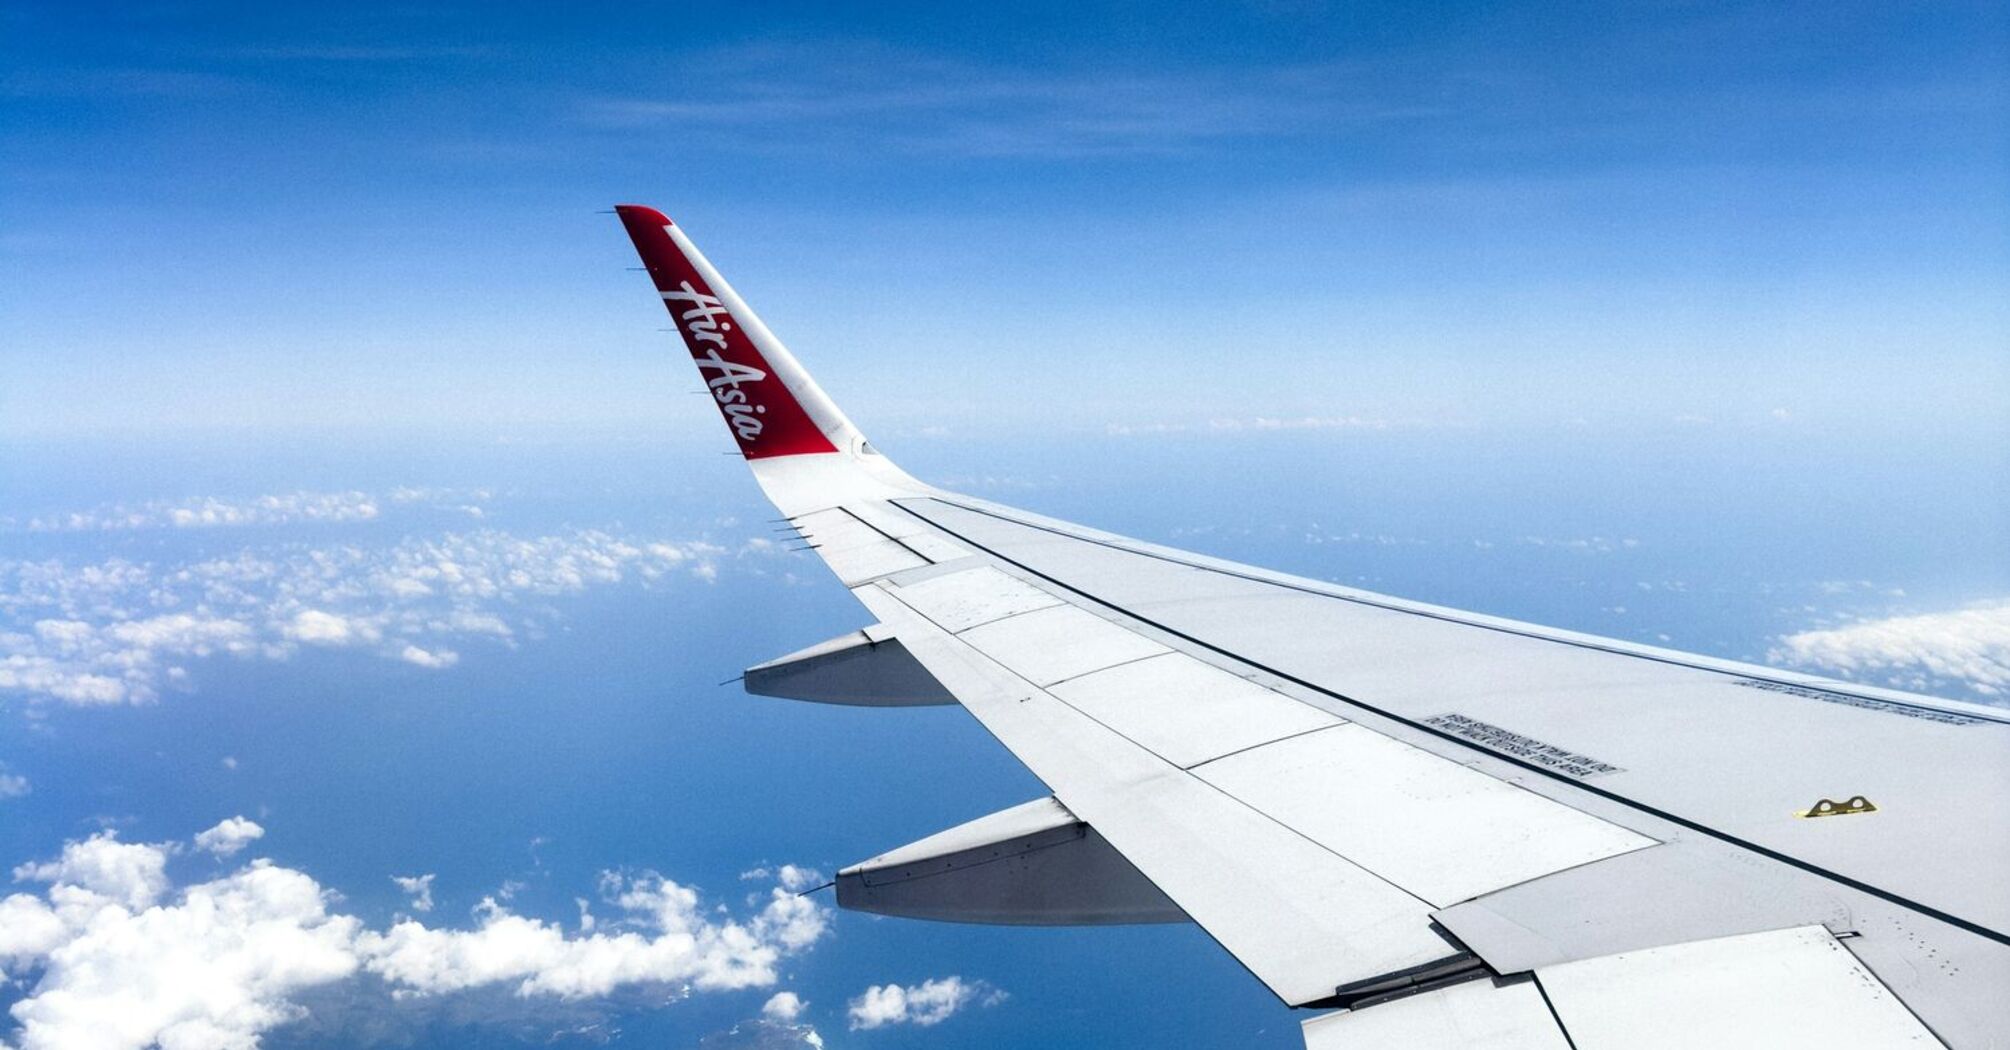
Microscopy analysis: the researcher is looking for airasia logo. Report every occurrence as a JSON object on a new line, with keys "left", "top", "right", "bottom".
{"left": 663, "top": 282, "right": 767, "bottom": 442}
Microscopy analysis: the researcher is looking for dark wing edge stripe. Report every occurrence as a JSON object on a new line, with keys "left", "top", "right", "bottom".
{"left": 907, "top": 496, "right": 2007, "bottom": 727}
{"left": 834, "top": 504, "right": 937, "bottom": 564}
{"left": 1530, "top": 973, "right": 1584, "bottom": 1050}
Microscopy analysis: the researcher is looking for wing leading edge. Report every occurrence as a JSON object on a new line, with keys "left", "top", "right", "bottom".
{"left": 614, "top": 208, "right": 2008, "bottom": 1048}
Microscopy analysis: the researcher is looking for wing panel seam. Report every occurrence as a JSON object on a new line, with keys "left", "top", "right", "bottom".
{"left": 1182, "top": 723, "right": 1345, "bottom": 772}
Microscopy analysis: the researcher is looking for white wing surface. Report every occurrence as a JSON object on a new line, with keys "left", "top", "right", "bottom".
{"left": 615, "top": 206, "right": 2010, "bottom": 1048}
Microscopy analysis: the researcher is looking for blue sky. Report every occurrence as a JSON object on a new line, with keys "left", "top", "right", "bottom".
{"left": 3, "top": 0, "right": 2005, "bottom": 435}
{"left": 1, "top": 2, "right": 2007, "bottom": 1049}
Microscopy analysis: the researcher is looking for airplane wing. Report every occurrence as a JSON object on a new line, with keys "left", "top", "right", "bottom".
{"left": 614, "top": 205, "right": 2009, "bottom": 1049}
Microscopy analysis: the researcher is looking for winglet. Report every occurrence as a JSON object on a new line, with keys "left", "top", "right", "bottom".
{"left": 618, "top": 204, "right": 674, "bottom": 227}
{"left": 615, "top": 205, "right": 854, "bottom": 460}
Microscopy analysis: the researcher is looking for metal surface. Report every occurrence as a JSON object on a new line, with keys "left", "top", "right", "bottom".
{"left": 858, "top": 582, "right": 1467, "bottom": 1006}
{"left": 1193, "top": 724, "right": 1655, "bottom": 908}
{"left": 1537, "top": 925, "right": 1941, "bottom": 1048}
{"left": 836, "top": 796, "right": 1187, "bottom": 925}
{"left": 743, "top": 624, "right": 955, "bottom": 706}
{"left": 1430, "top": 839, "right": 1854, "bottom": 971}
{"left": 897, "top": 496, "right": 2010, "bottom": 938}
{"left": 1048, "top": 651, "right": 1343, "bottom": 768}
{"left": 788, "top": 507, "right": 929, "bottom": 583}
{"left": 1301, "top": 977, "right": 1570, "bottom": 1050}
{"left": 957, "top": 603, "right": 1171, "bottom": 688}
{"left": 890, "top": 564, "right": 1064, "bottom": 632}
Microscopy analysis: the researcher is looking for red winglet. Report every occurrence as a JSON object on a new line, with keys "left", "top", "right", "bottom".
{"left": 618, "top": 204, "right": 674, "bottom": 227}
{"left": 616, "top": 205, "right": 839, "bottom": 459}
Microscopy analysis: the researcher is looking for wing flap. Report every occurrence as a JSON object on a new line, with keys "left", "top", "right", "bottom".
{"left": 1193, "top": 724, "right": 1656, "bottom": 908}
{"left": 1538, "top": 925, "right": 1941, "bottom": 1048}
{"left": 1428, "top": 838, "right": 1856, "bottom": 972}
{"left": 1303, "top": 926, "right": 1941, "bottom": 1049}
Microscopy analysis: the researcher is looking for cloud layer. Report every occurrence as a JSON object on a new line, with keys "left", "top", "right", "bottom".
{"left": 5, "top": 489, "right": 485, "bottom": 534}
{"left": 0, "top": 821, "right": 830, "bottom": 1050}
{"left": 1773, "top": 600, "right": 2010, "bottom": 698}
{"left": 585, "top": 42, "right": 1453, "bottom": 161}
{"left": 1, "top": 508, "right": 753, "bottom": 706}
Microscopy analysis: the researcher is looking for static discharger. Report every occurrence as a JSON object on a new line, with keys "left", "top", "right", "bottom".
{"left": 1798, "top": 795, "right": 1878, "bottom": 818}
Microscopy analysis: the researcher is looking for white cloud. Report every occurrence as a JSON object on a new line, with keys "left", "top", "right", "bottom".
{"left": 1, "top": 653, "right": 141, "bottom": 705}
{"left": 284, "top": 609, "right": 377, "bottom": 646}
{"left": 761, "top": 990, "right": 805, "bottom": 1021}
{"left": 774, "top": 864, "right": 823, "bottom": 893}
{"left": 700, "top": 1018, "right": 826, "bottom": 1049}
{"left": 1772, "top": 601, "right": 2010, "bottom": 698}
{"left": 4, "top": 489, "right": 499, "bottom": 534}
{"left": 1, "top": 824, "right": 834, "bottom": 1049}
{"left": 105, "top": 613, "right": 258, "bottom": 653}
{"left": 398, "top": 644, "right": 459, "bottom": 669}
{"left": 8, "top": 859, "right": 362, "bottom": 1050}
{"left": 12, "top": 829, "right": 172, "bottom": 912}
{"left": 1514, "top": 534, "right": 1638, "bottom": 554}
{"left": 393, "top": 873, "right": 436, "bottom": 912}
{"left": 361, "top": 875, "right": 827, "bottom": 1000}
{"left": 0, "top": 892, "right": 68, "bottom": 970}
{"left": 847, "top": 976, "right": 1004, "bottom": 1030}
{"left": 0, "top": 524, "right": 747, "bottom": 707}
{"left": 193, "top": 816, "right": 266, "bottom": 857}
{"left": 0, "top": 765, "right": 27, "bottom": 800}
{"left": 739, "top": 864, "right": 822, "bottom": 893}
